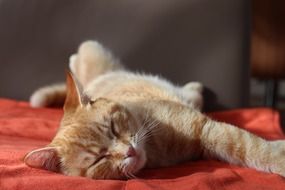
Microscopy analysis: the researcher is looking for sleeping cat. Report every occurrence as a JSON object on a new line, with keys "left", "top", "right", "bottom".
{"left": 24, "top": 41, "right": 285, "bottom": 179}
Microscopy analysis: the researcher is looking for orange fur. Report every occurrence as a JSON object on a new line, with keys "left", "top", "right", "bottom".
{"left": 25, "top": 41, "right": 285, "bottom": 179}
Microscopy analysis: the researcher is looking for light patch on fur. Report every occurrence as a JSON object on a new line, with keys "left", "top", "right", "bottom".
{"left": 69, "top": 40, "right": 122, "bottom": 87}
{"left": 72, "top": 151, "right": 97, "bottom": 169}
{"left": 30, "top": 83, "right": 66, "bottom": 107}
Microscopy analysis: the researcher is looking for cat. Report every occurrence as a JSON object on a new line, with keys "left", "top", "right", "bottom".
{"left": 24, "top": 41, "right": 285, "bottom": 179}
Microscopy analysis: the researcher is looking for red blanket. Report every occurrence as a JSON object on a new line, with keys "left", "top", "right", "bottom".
{"left": 0, "top": 98, "right": 285, "bottom": 190}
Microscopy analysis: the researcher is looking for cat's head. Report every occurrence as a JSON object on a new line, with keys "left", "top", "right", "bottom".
{"left": 24, "top": 72, "right": 146, "bottom": 179}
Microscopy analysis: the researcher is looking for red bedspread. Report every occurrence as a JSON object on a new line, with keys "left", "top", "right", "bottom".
{"left": 0, "top": 98, "right": 285, "bottom": 190}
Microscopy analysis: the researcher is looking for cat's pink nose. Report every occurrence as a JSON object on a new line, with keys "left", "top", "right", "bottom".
{"left": 126, "top": 146, "right": 136, "bottom": 157}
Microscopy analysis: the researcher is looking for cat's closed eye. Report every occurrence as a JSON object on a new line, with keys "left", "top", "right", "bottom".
{"left": 87, "top": 148, "right": 109, "bottom": 167}
{"left": 110, "top": 120, "right": 120, "bottom": 138}
{"left": 88, "top": 155, "right": 106, "bottom": 168}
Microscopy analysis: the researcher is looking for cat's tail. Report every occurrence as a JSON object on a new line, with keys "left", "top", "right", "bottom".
{"left": 30, "top": 83, "right": 66, "bottom": 108}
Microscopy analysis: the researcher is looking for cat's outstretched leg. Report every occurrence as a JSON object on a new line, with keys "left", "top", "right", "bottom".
{"left": 30, "top": 41, "right": 122, "bottom": 107}
{"left": 201, "top": 119, "right": 285, "bottom": 177}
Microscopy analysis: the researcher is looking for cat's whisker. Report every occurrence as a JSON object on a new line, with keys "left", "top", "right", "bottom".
{"left": 126, "top": 173, "right": 132, "bottom": 179}
{"left": 135, "top": 120, "right": 162, "bottom": 145}
{"left": 120, "top": 161, "right": 137, "bottom": 180}
{"left": 136, "top": 128, "right": 152, "bottom": 140}
{"left": 127, "top": 172, "right": 133, "bottom": 179}
{"left": 133, "top": 134, "right": 137, "bottom": 144}
{"left": 128, "top": 172, "right": 137, "bottom": 179}
{"left": 136, "top": 127, "right": 145, "bottom": 137}
{"left": 136, "top": 119, "right": 150, "bottom": 136}
{"left": 141, "top": 117, "right": 156, "bottom": 131}
{"left": 120, "top": 164, "right": 130, "bottom": 179}
{"left": 144, "top": 120, "right": 160, "bottom": 134}
{"left": 145, "top": 121, "right": 161, "bottom": 134}
{"left": 141, "top": 119, "right": 152, "bottom": 131}
{"left": 135, "top": 129, "right": 146, "bottom": 144}
{"left": 136, "top": 117, "right": 160, "bottom": 144}
{"left": 142, "top": 121, "right": 155, "bottom": 133}
{"left": 149, "top": 124, "right": 162, "bottom": 134}
{"left": 142, "top": 110, "right": 151, "bottom": 126}
{"left": 123, "top": 166, "right": 132, "bottom": 179}
{"left": 137, "top": 125, "right": 147, "bottom": 135}
{"left": 126, "top": 173, "right": 131, "bottom": 179}
{"left": 146, "top": 119, "right": 159, "bottom": 128}
{"left": 140, "top": 130, "right": 152, "bottom": 139}
{"left": 136, "top": 131, "right": 148, "bottom": 141}
{"left": 136, "top": 136, "right": 151, "bottom": 144}
{"left": 125, "top": 170, "right": 137, "bottom": 179}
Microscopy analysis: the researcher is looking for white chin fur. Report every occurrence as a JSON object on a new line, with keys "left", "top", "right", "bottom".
{"left": 123, "top": 157, "right": 138, "bottom": 174}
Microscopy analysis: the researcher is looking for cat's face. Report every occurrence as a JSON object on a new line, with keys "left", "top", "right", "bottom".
{"left": 24, "top": 72, "right": 146, "bottom": 179}
{"left": 55, "top": 98, "right": 146, "bottom": 179}
{"left": 25, "top": 98, "right": 147, "bottom": 179}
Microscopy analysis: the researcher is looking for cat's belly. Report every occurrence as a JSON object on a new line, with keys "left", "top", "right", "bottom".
{"left": 85, "top": 71, "right": 186, "bottom": 104}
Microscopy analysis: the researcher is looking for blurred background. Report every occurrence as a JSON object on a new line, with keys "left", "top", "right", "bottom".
{"left": 251, "top": 0, "right": 285, "bottom": 127}
{"left": 0, "top": 0, "right": 284, "bottom": 125}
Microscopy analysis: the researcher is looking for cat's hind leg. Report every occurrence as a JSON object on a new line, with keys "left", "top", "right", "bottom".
{"left": 182, "top": 82, "right": 203, "bottom": 110}
{"left": 30, "top": 41, "right": 123, "bottom": 108}
{"left": 69, "top": 41, "right": 123, "bottom": 88}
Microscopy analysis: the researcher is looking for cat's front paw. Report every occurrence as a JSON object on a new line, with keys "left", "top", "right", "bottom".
{"left": 268, "top": 141, "right": 285, "bottom": 177}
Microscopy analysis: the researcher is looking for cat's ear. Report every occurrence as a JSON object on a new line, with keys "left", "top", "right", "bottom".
{"left": 24, "top": 147, "right": 60, "bottom": 172}
{"left": 64, "top": 71, "right": 90, "bottom": 111}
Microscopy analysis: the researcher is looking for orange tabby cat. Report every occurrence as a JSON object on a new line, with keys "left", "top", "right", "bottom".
{"left": 25, "top": 41, "right": 285, "bottom": 179}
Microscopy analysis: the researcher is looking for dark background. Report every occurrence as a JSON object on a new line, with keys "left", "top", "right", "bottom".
{"left": 0, "top": 0, "right": 250, "bottom": 111}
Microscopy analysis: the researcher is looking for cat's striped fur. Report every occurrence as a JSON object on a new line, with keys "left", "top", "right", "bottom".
{"left": 24, "top": 41, "right": 285, "bottom": 179}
